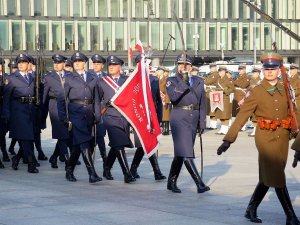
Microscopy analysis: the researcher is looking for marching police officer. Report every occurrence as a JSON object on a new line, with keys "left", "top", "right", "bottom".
{"left": 217, "top": 52, "right": 300, "bottom": 225}
{"left": 43, "top": 54, "right": 71, "bottom": 168}
{"left": 166, "top": 54, "right": 210, "bottom": 194}
{"left": 97, "top": 55, "right": 135, "bottom": 183}
{"left": 130, "top": 54, "right": 166, "bottom": 181}
{"left": 8, "top": 61, "right": 18, "bottom": 74}
{"left": 90, "top": 54, "right": 107, "bottom": 170}
{"left": 64, "top": 59, "right": 73, "bottom": 72}
{"left": 2, "top": 54, "right": 39, "bottom": 173}
{"left": 57, "top": 52, "right": 102, "bottom": 183}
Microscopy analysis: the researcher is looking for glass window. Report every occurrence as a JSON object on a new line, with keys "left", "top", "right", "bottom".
{"left": 231, "top": 25, "right": 238, "bottom": 50}
{"left": 52, "top": 21, "right": 62, "bottom": 50}
{"left": 131, "top": 22, "right": 136, "bottom": 40}
{"left": 171, "top": 0, "right": 178, "bottom": 17}
{"left": 271, "top": 0, "right": 278, "bottom": 19}
{"left": 228, "top": 0, "right": 234, "bottom": 18}
{"left": 151, "top": 22, "right": 159, "bottom": 50}
{"left": 162, "top": 23, "right": 172, "bottom": 50}
{"left": 98, "top": 0, "right": 107, "bottom": 17}
{"left": 209, "top": 24, "right": 216, "bottom": 50}
{"left": 78, "top": 22, "right": 87, "bottom": 50}
{"left": 175, "top": 25, "right": 181, "bottom": 50}
{"left": 0, "top": 21, "right": 9, "bottom": 50}
{"left": 0, "top": 0, "right": 2, "bottom": 16}
{"left": 91, "top": 23, "right": 100, "bottom": 51}
{"left": 47, "top": 0, "right": 57, "bottom": 16}
{"left": 186, "top": 23, "right": 194, "bottom": 50}
{"left": 39, "top": 22, "right": 49, "bottom": 50}
{"left": 220, "top": 26, "right": 227, "bottom": 50}
{"left": 111, "top": 0, "right": 120, "bottom": 17}
{"left": 60, "top": 0, "right": 69, "bottom": 17}
{"left": 34, "top": 0, "right": 43, "bottom": 16}
{"left": 264, "top": 24, "right": 272, "bottom": 50}
{"left": 254, "top": 24, "right": 260, "bottom": 50}
{"left": 275, "top": 27, "right": 281, "bottom": 50}
{"left": 205, "top": 0, "right": 212, "bottom": 18}
{"left": 20, "top": 0, "right": 31, "bottom": 16}
{"left": 182, "top": 0, "right": 190, "bottom": 19}
{"left": 135, "top": 0, "right": 143, "bottom": 18}
{"left": 194, "top": 0, "right": 201, "bottom": 19}
{"left": 12, "top": 21, "right": 22, "bottom": 50}
{"left": 159, "top": 0, "right": 168, "bottom": 18}
{"left": 25, "top": 21, "right": 36, "bottom": 50}
{"left": 242, "top": 25, "right": 249, "bottom": 50}
{"left": 103, "top": 22, "right": 112, "bottom": 51}
{"left": 139, "top": 22, "right": 147, "bottom": 47}
{"left": 198, "top": 23, "right": 205, "bottom": 50}
{"left": 115, "top": 22, "right": 124, "bottom": 51}
{"left": 65, "top": 22, "right": 74, "bottom": 51}
{"left": 7, "top": 0, "right": 17, "bottom": 16}
{"left": 123, "top": 0, "right": 128, "bottom": 17}
{"left": 73, "top": 0, "right": 81, "bottom": 17}
{"left": 86, "top": 0, "right": 95, "bottom": 17}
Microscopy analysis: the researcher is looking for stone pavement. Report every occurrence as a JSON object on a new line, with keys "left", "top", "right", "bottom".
{"left": 0, "top": 124, "right": 300, "bottom": 225}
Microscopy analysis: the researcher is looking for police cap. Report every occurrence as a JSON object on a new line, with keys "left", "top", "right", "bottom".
{"left": 176, "top": 54, "right": 193, "bottom": 65}
{"left": 71, "top": 52, "right": 88, "bottom": 63}
{"left": 107, "top": 55, "right": 124, "bottom": 66}
{"left": 65, "top": 59, "right": 72, "bottom": 67}
{"left": 290, "top": 63, "right": 299, "bottom": 70}
{"left": 8, "top": 61, "right": 17, "bottom": 68}
{"left": 260, "top": 52, "right": 283, "bottom": 69}
{"left": 15, "top": 54, "right": 30, "bottom": 63}
{"left": 91, "top": 54, "right": 106, "bottom": 64}
{"left": 209, "top": 63, "right": 217, "bottom": 68}
{"left": 52, "top": 54, "right": 67, "bottom": 63}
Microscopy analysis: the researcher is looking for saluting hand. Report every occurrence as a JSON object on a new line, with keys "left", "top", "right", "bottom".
{"left": 217, "top": 141, "right": 231, "bottom": 155}
{"left": 292, "top": 151, "right": 300, "bottom": 168}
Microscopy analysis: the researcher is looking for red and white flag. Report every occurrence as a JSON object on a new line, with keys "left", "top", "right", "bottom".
{"left": 111, "top": 56, "right": 161, "bottom": 157}
{"left": 135, "top": 40, "right": 144, "bottom": 53}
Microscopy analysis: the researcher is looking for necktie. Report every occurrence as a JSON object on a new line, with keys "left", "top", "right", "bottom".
{"left": 24, "top": 74, "right": 29, "bottom": 83}
{"left": 81, "top": 74, "right": 85, "bottom": 82}
{"left": 114, "top": 78, "right": 118, "bottom": 84}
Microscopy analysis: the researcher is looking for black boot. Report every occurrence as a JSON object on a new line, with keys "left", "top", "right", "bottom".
{"left": 130, "top": 147, "right": 144, "bottom": 179}
{"left": 100, "top": 149, "right": 107, "bottom": 172}
{"left": 81, "top": 148, "right": 102, "bottom": 183}
{"left": 8, "top": 139, "right": 17, "bottom": 155}
{"left": 103, "top": 149, "right": 116, "bottom": 180}
{"left": 12, "top": 148, "right": 23, "bottom": 170}
{"left": 37, "top": 149, "right": 48, "bottom": 160}
{"left": 49, "top": 145, "right": 60, "bottom": 169}
{"left": 184, "top": 159, "right": 210, "bottom": 193}
{"left": 245, "top": 182, "right": 269, "bottom": 223}
{"left": 167, "top": 157, "right": 183, "bottom": 193}
{"left": 116, "top": 149, "right": 136, "bottom": 183}
{"left": 165, "top": 121, "right": 170, "bottom": 135}
{"left": 65, "top": 150, "right": 81, "bottom": 182}
{"left": 35, "top": 135, "right": 48, "bottom": 160}
{"left": 162, "top": 122, "right": 167, "bottom": 135}
{"left": 27, "top": 155, "right": 39, "bottom": 173}
{"left": 149, "top": 154, "right": 166, "bottom": 180}
{"left": 275, "top": 186, "right": 300, "bottom": 225}
{"left": 0, "top": 159, "right": 4, "bottom": 168}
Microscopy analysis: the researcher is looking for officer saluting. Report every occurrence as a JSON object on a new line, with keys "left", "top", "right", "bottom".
{"left": 97, "top": 55, "right": 135, "bottom": 183}
{"left": 2, "top": 54, "right": 39, "bottom": 173}
{"left": 166, "top": 54, "right": 210, "bottom": 194}
{"left": 217, "top": 52, "right": 300, "bottom": 224}
{"left": 57, "top": 52, "right": 102, "bottom": 183}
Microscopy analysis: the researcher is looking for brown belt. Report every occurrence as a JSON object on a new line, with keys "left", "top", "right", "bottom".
{"left": 257, "top": 116, "right": 292, "bottom": 130}
{"left": 173, "top": 104, "right": 199, "bottom": 111}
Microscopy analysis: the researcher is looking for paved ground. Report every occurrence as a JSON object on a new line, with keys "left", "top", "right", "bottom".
{"left": 0, "top": 123, "right": 300, "bottom": 225}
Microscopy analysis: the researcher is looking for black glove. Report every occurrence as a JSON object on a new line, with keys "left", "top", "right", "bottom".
{"left": 292, "top": 151, "right": 300, "bottom": 168}
{"left": 217, "top": 141, "right": 231, "bottom": 155}
{"left": 181, "top": 71, "right": 189, "bottom": 85}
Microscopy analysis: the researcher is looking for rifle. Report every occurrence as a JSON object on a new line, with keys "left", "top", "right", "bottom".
{"left": 1, "top": 50, "right": 5, "bottom": 93}
{"left": 9, "top": 46, "right": 13, "bottom": 74}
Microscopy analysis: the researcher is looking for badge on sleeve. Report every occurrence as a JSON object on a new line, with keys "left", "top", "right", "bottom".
{"left": 166, "top": 81, "right": 171, "bottom": 87}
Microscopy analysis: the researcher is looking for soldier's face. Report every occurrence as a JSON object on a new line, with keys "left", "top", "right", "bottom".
{"left": 18, "top": 61, "right": 29, "bottom": 72}
{"left": 54, "top": 62, "right": 64, "bottom": 72}
{"left": 210, "top": 67, "right": 217, "bottom": 72}
{"left": 219, "top": 70, "right": 226, "bottom": 77}
{"left": 239, "top": 69, "right": 246, "bottom": 75}
{"left": 252, "top": 72, "right": 259, "bottom": 79}
{"left": 73, "top": 60, "right": 85, "bottom": 71}
{"left": 108, "top": 64, "right": 121, "bottom": 76}
{"left": 177, "top": 63, "right": 192, "bottom": 73}
{"left": 93, "top": 63, "right": 104, "bottom": 73}
{"left": 263, "top": 68, "right": 279, "bottom": 82}
{"left": 64, "top": 66, "right": 73, "bottom": 72}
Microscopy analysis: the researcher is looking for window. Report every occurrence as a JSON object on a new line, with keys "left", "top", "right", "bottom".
{"left": 103, "top": 22, "right": 112, "bottom": 51}
{"left": 130, "top": 22, "right": 136, "bottom": 40}
{"left": 220, "top": 26, "right": 227, "bottom": 50}
{"left": 186, "top": 23, "right": 194, "bottom": 50}
{"left": 86, "top": 0, "right": 95, "bottom": 17}
{"left": 34, "top": 0, "right": 43, "bottom": 16}
{"left": 271, "top": 0, "right": 278, "bottom": 19}
{"left": 60, "top": 0, "right": 69, "bottom": 17}
{"left": 139, "top": 22, "right": 147, "bottom": 47}
{"left": 25, "top": 21, "right": 36, "bottom": 50}
{"left": 209, "top": 24, "right": 216, "bottom": 50}
{"left": 194, "top": 0, "right": 201, "bottom": 19}
{"left": 78, "top": 22, "right": 87, "bottom": 50}
{"left": 151, "top": 22, "right": 159, "bottom": 50}
{"left": 254, "top": 24, "right": 260, "bottom": 50}
{"left": 7, "top": 0, "right": 17, "bottom": 16}
{"left": 115, "top": 22, "right": 124, "bottom": 50}
{"left": 73, "top": 0, "right": 81, "bottom": 17}
{"left": 228, "top": 0, "right": 234, "bottom": 18}
{"left": 123, "top": 0, "right": 128, "bottom": 17}
{"left": 135, "top": 0, "right": 143, "bottom": 18}
{"left": 275, "top": 27, "right": 281, "bottom": 50}
{"left": 20, "top": 0, "right": 31, "bottom": 16}
{"left": 0, "top": 21, "right": 8, "bottom": 50}
{"left": 162, "top": 23, "right": 172, "bottom": 50}
{"left": 91, "top": 23, "right": 100, "bottom": 51}
{"left": 39, "top": 22, "right": 49, "bottom": 50}
{"left": 65, "top": 22, "right": 74, "bottom": 51}
{"left": 159, "top": 0, "right": 168, "bottom": 18}
{"left": 171, "top": 0, "right": 178, "bottom": 17}
{"left": 198, "top": 23, "right": 205, "bottom": 50}
{"left": 47, "top": 0, "right": 57, "bottom": 16}
{"left": 111, "top": 0, "right": 120, "bottom": 17}
{"left": 264, "top": 24, "right": 272, "bottom": 50}
{"left": 0, "top": 0, "right": 3, "bottom": 15}
{"left": 231, "top": 25, "right": 238, "bottom": 50}
{"left": 12, "top": 21, "right": 22, "bottom": 50}
{"left": 98, "top": 0, "right": 107, "bottom": 17}
{"left": 175, "top": 24, "right": 181, "bottom": 50}
{"left": 242, "top": 25, "right": 249, "bottom": 50}
{"left": 205, "top": 0, "right": 212, "bottom": 18}
{"left": 52, "top": 21, "right": 62, "bottom": 50}
{"left": 182, "top": 0, "right": 190, "bottom": 19}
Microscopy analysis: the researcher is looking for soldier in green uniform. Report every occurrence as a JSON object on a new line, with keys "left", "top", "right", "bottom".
{"left": 289, "top": 64, "right": 300, "bottom": 124}
{"left": 217, "top": 52, "right": 300, "bottom": 225}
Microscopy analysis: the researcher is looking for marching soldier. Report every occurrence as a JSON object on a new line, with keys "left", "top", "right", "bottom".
{"left": 217, "top": 52, "right": 300, "bottom": 225}
{"left": 43, "top": 54, "right": 71, "bottom": 168}
{"left": 190, "top": 66, "right": 199, "bottom": 77}
{"left": 130, "top": 54, "right": 166, "bottom": 181}
{"left": 3, "top": 54, "right": 39, "bottom": 173}
{"left": 90, "top": 54, "right": 107, "bottom": 171}
{"left": 166, "top": 54, "right": 209, "bottom": 194}
{"left": 214, "top": 66, "right": 235, "bottom": 135}
{"left": 289, "top": 64, "right": 300, "bottom": 124}
{"left": 159, "top": 67, "right": 171, "bottom": 135}
{"left": 97, "top": 55, "right": 136, "bottom": 183}
{"left": 57, "top": 52, "right": 102, "bottom": 183}
{"left": 204, "top": 63, "right": 219, "bottom": 129}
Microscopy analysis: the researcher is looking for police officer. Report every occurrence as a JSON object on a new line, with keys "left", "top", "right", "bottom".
{"left": 217, "top": 52, "right": 300, "bottom": 225}
{"left": 166, "top": 54, "right": 210, "bottom": 194}
{"left": 130, "top": 54, "right": 166, "bottom": 181}
{"left": 43, "top": 54, "right": 71, "bottom": 168}
{"left": 289, "top": 64, "right": 300, "bottom": 124}
{"left": 97, "top": 55, "right": 135, "bottom": 183}
{"left": 64, "top": 59, "right": 73, "bottom": 72}
{"left": 8, "top": 61, "right": 18, "bottom": 74}
{"left": 2, "top": 54, "right": 39, "bottom": 173}
{"left": 90, "top": 54, "right": 107, "bottom": 170}
{"left": 57, "top": 52, "right": 102, "bottom": 183}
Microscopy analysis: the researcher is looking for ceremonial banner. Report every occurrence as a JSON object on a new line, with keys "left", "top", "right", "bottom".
{"left": 210, "top": 91, "right": 224, "bottom": 112}
{"left": 111, "top": 59, "right": 161, "bottom": 157}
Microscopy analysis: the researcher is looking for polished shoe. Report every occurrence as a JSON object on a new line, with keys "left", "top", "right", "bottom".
{"left": 11, "top": 155, "right": 19, "bottom": 170}
{"left": 49, "top": 155, "right": 58, "bottom": 169}
{"left": 116, "top": 149, "right": 136, "bottom": 183}
{"left": 66, "top": 167, "right": 77, "bottom": 182}
{"left": 59, "top": 154, "right": 66, "bottom": 162}
{"left": 27, "top": 156, "right": 39, "bottom": 173}
{"left": 103, "top": 167, "right": 114, "bottom": 180}
{"left": 149, "top": 154, "right": 166, "bottom": 181}
{"left": 167, "top": 157, "right": 183, "bottom": 193}
{"left": 81, "top": 148, "right": 102, "bottom": 183}
{"left": 38, "top": 152, "right": 48, "bottom": 160}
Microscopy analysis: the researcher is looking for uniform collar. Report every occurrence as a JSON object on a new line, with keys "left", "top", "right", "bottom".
{"left": 261, "top": 79, "right": 284, "bottom": 96}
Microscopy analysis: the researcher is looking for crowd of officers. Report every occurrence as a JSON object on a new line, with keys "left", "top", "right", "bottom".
{"left": 1, "top": 51, "right": 300, "bottom": 224}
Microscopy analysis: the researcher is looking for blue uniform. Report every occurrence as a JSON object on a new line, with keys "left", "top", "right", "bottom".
{"left": 166, "top": 73, "right": 206, "bottom": 158}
